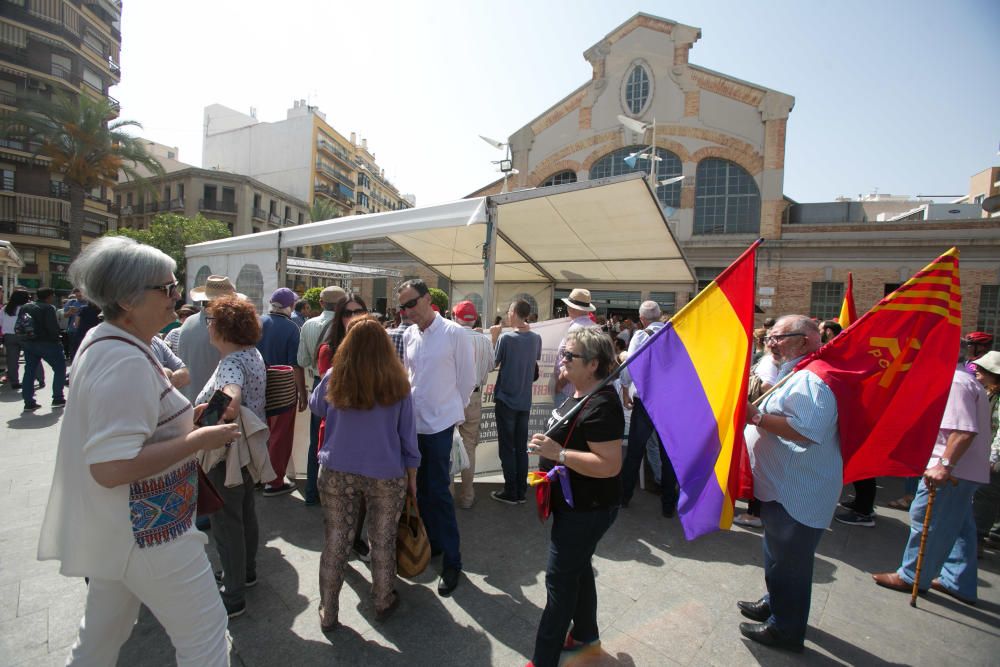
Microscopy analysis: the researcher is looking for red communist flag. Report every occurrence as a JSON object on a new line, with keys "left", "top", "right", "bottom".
{"left": 795, "top": 248, "right": 961, "bottom": 483}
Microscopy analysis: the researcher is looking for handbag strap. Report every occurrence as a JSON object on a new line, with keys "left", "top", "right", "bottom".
{"left": 78, "top": 335, "right": 172, "bottom": 390}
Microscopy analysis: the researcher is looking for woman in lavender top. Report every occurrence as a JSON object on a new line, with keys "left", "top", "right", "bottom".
{"left": 310, "top": 315, "right": 419, "bottom": 631}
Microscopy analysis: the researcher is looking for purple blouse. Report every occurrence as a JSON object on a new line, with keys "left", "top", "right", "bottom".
{"left": 309, "top": 371, "right": 420, "bottom": 479}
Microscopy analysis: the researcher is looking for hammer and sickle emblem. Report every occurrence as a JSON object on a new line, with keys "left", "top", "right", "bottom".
{"left": 868, "top": 336, "right": 921, "bottom": 388}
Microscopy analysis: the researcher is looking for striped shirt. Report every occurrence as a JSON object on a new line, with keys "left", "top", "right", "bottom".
{"left": 745, "top": 369, "right": 842, "bottom": 528}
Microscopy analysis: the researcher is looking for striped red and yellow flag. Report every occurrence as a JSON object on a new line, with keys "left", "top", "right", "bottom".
{"left": 798, "top": 248, "right": 961, "bottom": 483}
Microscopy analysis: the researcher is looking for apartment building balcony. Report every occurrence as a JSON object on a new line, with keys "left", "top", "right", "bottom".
{"left": 269, "top": 213, "right": 282, "bottom": 226}
{"left": 0, "top": 91, "right": 16, "bottom": 108}
{"left": 316, "top": 139, "right": 354, "bottom": 169}
{"left": 313, "top": 184, "right": 353, "bottom": 208}
{"left": 199, "top": 199, "right": 237, "bottom": 214}
{"left": 0, "top": 219, "right": 67, "bottom": 241}
{"left": 253, "top": 207, "right": 267, "bottom": 221}
{"left": 314, "top": 160, "right": 354, "bottom": 188}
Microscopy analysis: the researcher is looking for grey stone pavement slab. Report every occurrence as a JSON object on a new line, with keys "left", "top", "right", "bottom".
{"left": 1, "top": 384, "right": 999, "bottom": 666}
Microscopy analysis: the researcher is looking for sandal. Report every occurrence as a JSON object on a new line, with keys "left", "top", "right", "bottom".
{"left": 887, "top": 495, "right": 913, "bottom": 510}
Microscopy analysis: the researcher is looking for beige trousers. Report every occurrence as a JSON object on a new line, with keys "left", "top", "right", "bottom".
{"left": 454, "top": 389, "right": 483, "bottom": 508}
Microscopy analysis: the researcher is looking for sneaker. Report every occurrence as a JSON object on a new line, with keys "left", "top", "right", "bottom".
{"left": 834, "top": 509, "right": 875, "bottom": 527}
{"left": 353, "top": 538, "right": 371, "bottom": 563}
{"left": 490, "top": 490, "right": 519, "bottom": 506}
{"left": 215, "top": 571, "right": 258, "bottom": 588}
{"left": 23, "top": 401, "right": 41, "bottom": 412}
{"left": 52, "top": 398, "right": 66, "bottom": 408}
{"left": 262, "top": 482, "right": 296, "bottom": 497}
{"left": 733, "top": 513, "right": 762, "bottom": 528}
{"left": 562, "top": 632, "right": 601, "bottom": 651}
{"left": 224, "top": 600, "right": 246, "bottom": 619}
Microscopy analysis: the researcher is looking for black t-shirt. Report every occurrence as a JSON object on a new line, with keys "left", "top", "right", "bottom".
{"left": 540, "top": 385, "right": 624, "bottom": 512}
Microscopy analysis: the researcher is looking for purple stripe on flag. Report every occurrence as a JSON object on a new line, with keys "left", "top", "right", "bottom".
{"left": 630, "top": 325, "right": 726, "bottom": 539}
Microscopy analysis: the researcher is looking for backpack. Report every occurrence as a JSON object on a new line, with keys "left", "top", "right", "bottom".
{"left": 14, "top": 306, "right": 37, "bottom": 340}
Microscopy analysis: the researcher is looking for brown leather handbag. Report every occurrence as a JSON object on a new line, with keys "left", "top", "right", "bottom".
{"left": 396, "top": 496, "right": 430, "bottom": 578}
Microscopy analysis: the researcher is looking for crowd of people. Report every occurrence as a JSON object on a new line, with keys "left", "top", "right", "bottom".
{"left": 0, "top": 236, "right": 994, "bottom": 665}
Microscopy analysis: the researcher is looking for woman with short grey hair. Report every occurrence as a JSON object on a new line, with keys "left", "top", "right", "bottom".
{"left": 528, "top": 323, "right": 624, "bottom": 666}
{"left": 37, "top": 236, "right": 238, "bottom": 666}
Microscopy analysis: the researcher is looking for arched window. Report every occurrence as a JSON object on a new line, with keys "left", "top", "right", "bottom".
{"left": 512, "top": 292, "right": 539, "bottom": 315}
{"left": 193, "top": 265, "right": 212, "bottom": 293}
{"left": 236, "top": 264, "right": 264, "bottom": 313}
{"left": 540, "top": 171, "right": 577, "bottom": 187}
{"left": 462, "top": 292, "right": 483, "bottom": 315}
{"left": 590, "top": 145, "right": 682, "bottom": 208}
{"left": 694, "top": 158, "right": 760, "bottom": 234}
{"left": 622, "top": 61, "right": 652, "bottom": 115}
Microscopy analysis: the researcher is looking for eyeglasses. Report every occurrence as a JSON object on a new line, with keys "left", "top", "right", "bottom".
{"left": 398, "top": 295, "right": 422, "bottom": 310}
{"left": 561, "top": 351, "right": 585, "bottom": 362}
{"left": 764, "top": 333, "right": 805, "bottom": 344}
{"left": 146, "top": 280, "right": 179, "bottom": 297}
{"left": 343, "top": 307, "right": 367, "bottom": 317}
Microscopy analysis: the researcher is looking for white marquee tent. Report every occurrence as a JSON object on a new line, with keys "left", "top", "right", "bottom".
{"left": 185, "top": 172, "right": 695, "bottom": 318}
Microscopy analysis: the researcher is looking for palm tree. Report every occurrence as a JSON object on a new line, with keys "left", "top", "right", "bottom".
{"left": 309, "top": 198, "right": 352, "bottom": 263}
{"left": 2, "top": 91, "right": 163, "bottom": 259}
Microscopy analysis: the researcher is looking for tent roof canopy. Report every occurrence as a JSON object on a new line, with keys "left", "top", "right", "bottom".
{"left": 186, "top": 172, "right": 693, "bottom": 286}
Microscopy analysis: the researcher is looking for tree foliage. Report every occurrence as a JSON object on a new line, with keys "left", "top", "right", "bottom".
{"left": 428, "top": 287, "right": 449, "bottom": 312}
{"left": 110, "top": 213, "right": 229, "bottom": 289}
{"left": 304, "top": 287, "right": 323, "bottom": 312}
{"left": 1, "top": 91, "right": 163, "bottom": 259}
{"left": 309, "top": 199, "right": 352, "bottom": 264}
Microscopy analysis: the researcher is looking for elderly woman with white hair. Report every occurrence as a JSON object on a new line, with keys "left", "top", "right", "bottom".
{"left": 37, "top": 236, "right": 239, "bottom": 666}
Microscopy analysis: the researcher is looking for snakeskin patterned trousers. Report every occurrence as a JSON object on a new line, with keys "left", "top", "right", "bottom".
{"left": 318, "top": 468, "right": 406, "bottom": 622}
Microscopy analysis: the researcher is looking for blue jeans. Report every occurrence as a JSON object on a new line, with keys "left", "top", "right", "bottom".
{"left": 306, "top": 376, "right": 322, "bottom": 503}
{"left": 759, "top": 501, "right": 825, "bottom": 642}
{"left": 898, "top": 478, "right": 979, "bottom": 601}
{"left": 21, "top": 341, "right": 66, "bottom": 405}
{"left": 495, "top": 399, "right": 530, "bottom": 499}
{"left": 417, "top": 427, "right": 462, "bottom": 571}
{"left": 532, "top": 508, "right": 617, "bottom": 667}
{"left": 621, "top": 397, "right": 677, "bottom": 511}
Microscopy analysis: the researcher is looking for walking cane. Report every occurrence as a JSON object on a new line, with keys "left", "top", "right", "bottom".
{"left": 910, "top": 485, "right": 937, "bottom": 608}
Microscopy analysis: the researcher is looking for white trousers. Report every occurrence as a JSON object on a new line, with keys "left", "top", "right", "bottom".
{"left": 67, "top": 531, "right": 228, "bottom": 666}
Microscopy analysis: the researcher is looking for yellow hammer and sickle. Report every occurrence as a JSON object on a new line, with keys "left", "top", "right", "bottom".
{"left": 869, "top": 336, "right": 922, "bottom": 388}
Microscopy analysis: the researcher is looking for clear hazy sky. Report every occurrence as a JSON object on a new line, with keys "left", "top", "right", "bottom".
{"left": 116, "top": 0, "right": 999, "bottom": 206}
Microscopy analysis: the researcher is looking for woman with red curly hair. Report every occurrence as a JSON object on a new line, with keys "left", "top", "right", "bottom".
{"left": 195, "top": 294, "right": 267, "bottom": 620}
{"left": 309, "top": 315, "right": 420, "bottom": 630}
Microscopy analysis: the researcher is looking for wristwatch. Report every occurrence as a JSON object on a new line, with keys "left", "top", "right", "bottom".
{"left": 751, "top": 412, "right": 764, "bottom": 426}
{"left": 557, "top": 449, "right": 567, "bottom": 464}
{"left": 939, "top": 456, "right": 954, "bottom": 469}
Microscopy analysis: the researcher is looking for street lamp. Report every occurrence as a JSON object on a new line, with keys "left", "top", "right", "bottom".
{"left": 479, "top": 135, "right": 516, "bottom": 194}
{"left": 617, "top": 114, "right": 659, "bottom": 189}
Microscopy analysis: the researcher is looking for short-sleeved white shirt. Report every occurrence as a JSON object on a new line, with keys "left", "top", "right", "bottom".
{"left": 37, "top": 323, "right": 200, "bottom": 579}
{"left": 929, "top": 368, "right": 991, "bottom": 484}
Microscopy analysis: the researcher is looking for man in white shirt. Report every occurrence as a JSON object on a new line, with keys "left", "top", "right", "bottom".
{"left": 294, "top": 285, "right": 346, "bottom": 505}
{"left": 553, "top": 288, "right": 599, "bottom": 401}
{"left": 398, "top": 279, "right": 476, "bottom": 596}
{"left": 873, "top": 361, "right": 991, "bottom": 606}
{"left": 451, "top": 300, "right": 496, "bottom": 510}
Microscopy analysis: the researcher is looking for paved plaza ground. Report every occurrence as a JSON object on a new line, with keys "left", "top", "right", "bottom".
{"left": 1, "top": 384, "right": 999, "bottom": 666}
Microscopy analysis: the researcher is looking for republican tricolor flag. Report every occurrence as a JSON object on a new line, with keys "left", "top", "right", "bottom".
{"left": 797, "top": 248, "right": 962, "bottom": 483}
{"left": 629, "top": 240, "right": 759, "bottom": 540}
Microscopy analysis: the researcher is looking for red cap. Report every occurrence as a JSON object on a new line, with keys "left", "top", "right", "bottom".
{"left": 963, "top": 331, "right": 994, "bottom": 344}
{"left": 453, "top": 300, "right": 477, "bottom": 324}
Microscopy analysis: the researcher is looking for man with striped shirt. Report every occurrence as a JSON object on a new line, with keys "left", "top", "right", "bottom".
{"left": 738, "top": 315, "right": 840, "bottom": 653}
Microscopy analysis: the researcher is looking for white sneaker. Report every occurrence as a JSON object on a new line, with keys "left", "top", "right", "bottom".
{"left": 732, "top": 513, "right": 763, "bottom": 528}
